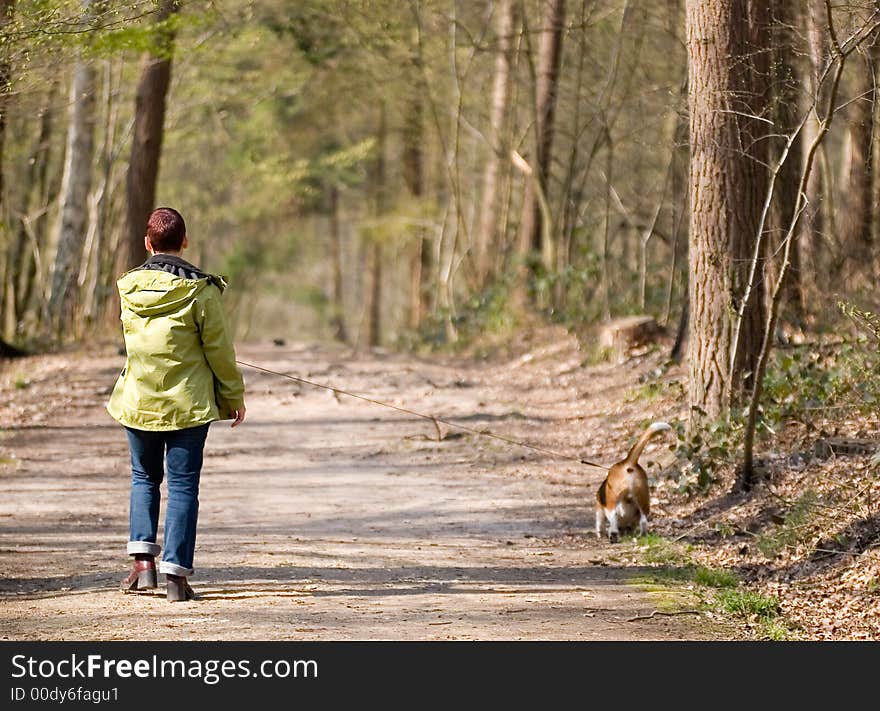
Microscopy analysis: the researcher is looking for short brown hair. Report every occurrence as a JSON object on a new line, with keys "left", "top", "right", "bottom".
{"left": 146, "top": 207, "right": 186, "bottom": 252}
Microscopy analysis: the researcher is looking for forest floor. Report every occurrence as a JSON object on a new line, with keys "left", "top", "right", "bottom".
{"left": 0, "top": 330, "right": 876, "bottom": 640}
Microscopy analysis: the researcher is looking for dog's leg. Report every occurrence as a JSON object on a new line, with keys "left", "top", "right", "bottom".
{"left": 638, "top": 512, "right": 648, "bottom": 536}
{"left": 607, "top": 508, "right": 620, "bottom": 543}
{"left": 595, "top": 509, "right": 605, "bottom": 538}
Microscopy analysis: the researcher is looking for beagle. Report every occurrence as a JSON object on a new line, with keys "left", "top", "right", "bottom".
{"left": 595, "top": 421, "right": 672, "bottom": 542}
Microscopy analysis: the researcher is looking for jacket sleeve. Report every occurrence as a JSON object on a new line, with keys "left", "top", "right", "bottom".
{"left": 195, "top": 285, "right": 245, "bottom": 416}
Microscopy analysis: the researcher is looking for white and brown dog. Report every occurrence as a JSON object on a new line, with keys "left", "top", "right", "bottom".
{"left": 595, "top": 421, "right": 672, "bottom": 542}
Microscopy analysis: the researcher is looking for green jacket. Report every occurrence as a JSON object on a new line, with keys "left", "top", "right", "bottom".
{"left": 106, "top": 256, "right": 245, "bottom": 431}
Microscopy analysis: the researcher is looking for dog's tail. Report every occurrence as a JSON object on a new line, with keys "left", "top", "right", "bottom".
{"left": 624, "top": 421, "right": 672, "bottom": 465}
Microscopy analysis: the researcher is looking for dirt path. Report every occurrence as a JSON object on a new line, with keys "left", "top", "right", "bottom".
{"left": 0, "top": 341, "right": 731, "bottom": 640}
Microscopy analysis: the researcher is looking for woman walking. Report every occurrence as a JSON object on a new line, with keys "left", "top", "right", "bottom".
{"left": 106, "top": 207, "right": 246, "bottom": 601}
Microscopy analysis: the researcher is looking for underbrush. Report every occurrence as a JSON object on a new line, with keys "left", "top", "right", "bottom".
{"left": 627, "top": 534, "right": 790, "bottom": 640}
{"left": 668, "top": 337, "right": 880, "bottom": 496}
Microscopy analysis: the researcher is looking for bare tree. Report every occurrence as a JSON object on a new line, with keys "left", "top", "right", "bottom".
{"left": 517, "top": 0, "right": 565, "bottom": 276}
{"left": 802, "top": 0, "right": 831, "bottom": 270}
{"left": 0, "top": 0, "right": 14, "bottom": 345}
{"left": 115, "top": 0, "right": 180, "bottom": 274}
{"left": 47, "top": 0, "right": 103, "bottom": 337}
{"left": 0, "top": 0, "right": 13, "bottom": 209}
{"left": 738, "top": 3, "right": 880, "bottom": 489}
{"left": 402, "top": 83, "right": 428, "bottom": 329}
{"left": 768, "top": 0, "right": 806, "bottom": 328}
{"left": 328, "top": 184, "right": 347, "bottom": 342}
{"left": 837, "top": 44, "right": 876, "bottom": 269}
{"left": 474, "top": 0, "right": 515, "bottom": 285}
{"left": 365, "top": 104, "right": 387, "bottom": 348}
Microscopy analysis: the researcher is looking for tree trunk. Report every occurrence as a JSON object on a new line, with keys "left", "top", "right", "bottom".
{"left": 402, "top": 86, "right": 428, "bottom": 330}
{"left": 730, "top": 0, "right": 769, "bottom": 393}
{"left": 686, "top": 0, "right": 768, "bottom": 423}
{"left": 328, "top": 185, "right": 347, "bottom": 342}
{"left": 0, "top": 0, "right": 13, "bottom": 209}
{"left": 12, "top": 92, "right": 55, "bottom": 331}
{"left": 768, "top": 0, "right": 805, "bottom": 329}
{"left": 47, "top": 0, "right": 102, "bottom": 338}
{"left": 0, "top": 0, "right": 14, "bottom": 341}
{"left": 838, "top": 47, "right": 875, "bottom": 271}
{"left": 115, "top": 0, "right": 180, "bottom": 275}
{"left": 475, "top": 0, "right": 515, "bottom": 285}
{"left": 365, "top": 105, "right": 387, "bottom": 349}
{"left": 517, "top": 0, "right": 565, "bottom": 274}
{"left": 802, "top": 0, "right": 830, "bottom": 272}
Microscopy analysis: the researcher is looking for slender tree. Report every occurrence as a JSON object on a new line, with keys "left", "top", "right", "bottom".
{"left": 0, "top": 0, "right": 13, "bottom": 209}
{"left": 837, "top": 45, "right": 876, "bottom": 269}
{"left": 365, "top": 104, "right": 387, "bottom": 348}
{"left": 47, "top": 0, "right": 103, "bottom": 337}
{"left": 402, "top": 82, "right": 427, "bottom": 329}
{"left": 474, "top": 0, "right": 515, "bottom": 285}
{"left": 517, "top": 0, "right": 565, "bottom": 275}
{"left": 328, "top": 184, "right": 347, "bottom": 342}
{"left": 0, "top": 0, "right": 14, "bottom": 345}
{"left": 768, "top": 0, "right": 805, "bottom": 328}
{"left": 802, "top": 0, "right": 831, "bottom": 271}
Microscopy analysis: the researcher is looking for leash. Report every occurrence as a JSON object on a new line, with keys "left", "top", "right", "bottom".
{"left": 236, "top": 359, "right": 609, "bottom": 470}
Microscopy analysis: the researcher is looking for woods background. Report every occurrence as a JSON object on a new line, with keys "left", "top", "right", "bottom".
{"left": 4, "top": 1, "right": 880, "bottom": 466}
{"left": 6, "top": 0, "right": 880, "bottom": 641}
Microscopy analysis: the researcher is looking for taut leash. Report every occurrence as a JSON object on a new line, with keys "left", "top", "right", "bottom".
{"left": 236, "top": 359, "right": 609, "bottom": 470}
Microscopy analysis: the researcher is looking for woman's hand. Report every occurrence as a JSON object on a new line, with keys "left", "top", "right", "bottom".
{"left": 231, "top": 405, "right": 246, "bottom": 428}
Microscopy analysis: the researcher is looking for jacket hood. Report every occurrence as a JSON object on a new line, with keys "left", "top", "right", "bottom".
{"left": 117, "top": 269, "right": 214, "bottom": 318}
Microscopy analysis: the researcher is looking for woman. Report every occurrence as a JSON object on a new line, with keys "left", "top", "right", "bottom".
{"left": 107, "top": 207, "right": 246, "bottom": 601}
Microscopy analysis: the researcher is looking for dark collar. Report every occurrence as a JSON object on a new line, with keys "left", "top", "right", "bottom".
{"left": 139, "top": 254, "right": 210, "bottom": 281}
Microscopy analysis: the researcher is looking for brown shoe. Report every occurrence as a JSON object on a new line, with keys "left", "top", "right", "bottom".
{"left": 120, "top": 555, "right": 158, "bottom": 591}
{"left": 166, "top": 574, "right": 195, "bottom": 602}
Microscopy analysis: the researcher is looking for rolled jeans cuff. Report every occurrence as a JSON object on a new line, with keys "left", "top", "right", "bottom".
{"left": 159, "top": 561, "right": 193, "bottom": 577}
{"left": 127, "top": 541, "right": 161, "bottom": 557}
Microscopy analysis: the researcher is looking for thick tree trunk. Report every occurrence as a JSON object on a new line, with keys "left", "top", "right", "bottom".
{"left": 47, "top": 2, "right": 101, "bottom": 337}
{"left": 474, "top": 0, "right": 515, "bottom": 284}
{"left": 115, "top": 0, "right": 179, "bottom": 274}
{"left": 686, "top": 0, "right": 768, "bottom": 423}
{"left": 517, "top": 0, "right": 565, "bottom": 272}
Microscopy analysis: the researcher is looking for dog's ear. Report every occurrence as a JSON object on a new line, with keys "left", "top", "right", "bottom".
{"left": 597, "top": 479, "right": 607, "bottom": 507}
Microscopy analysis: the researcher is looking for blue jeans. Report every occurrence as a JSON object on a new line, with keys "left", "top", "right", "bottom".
{"left": 124, "top": 424, "right": 210, "bottom": 577}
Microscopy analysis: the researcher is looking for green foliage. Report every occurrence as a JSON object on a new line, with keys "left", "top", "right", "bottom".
{"left": 755, "top": 490, "right": 819, "bottom": 559}
{"left": 716, "top": 589, "right": 780, "bottom": 621}
{"left": 637, "top": 533, "right": 690, "bottom": 566}
{"left": 672, "top": 417, "right": 743, "bottom": 494}
{"left": 414, "top": 276, "right": 517, "bottom": 350}
{"left": 87, "top": 12, "right": 188, "bottom": 59}
{"left": 14, "top": 375, "right": 29, "bottom": 390}
{"left": 761, "top": 344, "right": 880, "bottom": 422}
{"left": 672, "top": 333, "right": 880, "bottom": 495}
{"left": 692, "top": 566, "right": 739, "bottom": 588}
{"left": 531, "top": 258, "right": 602, "bottom": 323}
